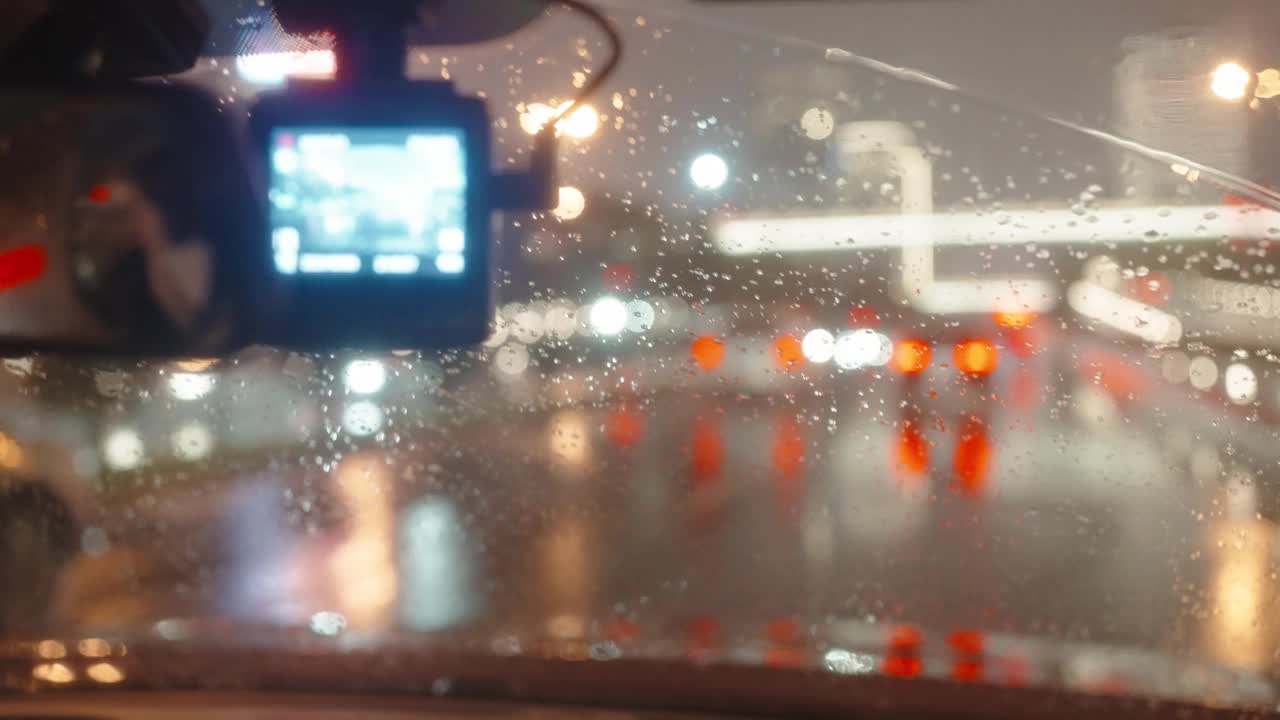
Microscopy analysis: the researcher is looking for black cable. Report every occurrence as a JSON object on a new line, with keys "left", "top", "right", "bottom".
{"left": 546, "top": 0, "right": 622, "bottom": 130}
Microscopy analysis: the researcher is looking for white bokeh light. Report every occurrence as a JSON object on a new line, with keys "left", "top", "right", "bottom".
{"left": 1211, "top": 62, "right": 1251, "bottom": 101}
{"left": 342, "top": 401, "right": 385, "bottom": 437}
{"left": 834, "top": 329, "right": 893, "bottom": 370}
{"left": 168, "top": 372, "right": 214, "bottom": 400}
{"left": 1188, "top": 355, "right": 1219, "bottom": 391}
{"left": 544, "top": 303, "right": 578, "bottom": 340}
{"left": 510, "top": 308, "right": 546, "bottom": 344}
{"left": 690, "top": 153, "right": 729, "bottom": 190}
{"left": 483, "top": 314, "right": 510, "bottom": 348}
{"left": 553, "top": 186, "right": 586, "bottom": 221}
{"left": 171, "top": 422, "right": 213, "bottom": 462}
{"left": 800, "top": 107, "right": 835, "bottom": 140}
{"left": 236, "top": 50, "right": 336, "bottom": 86}
{"left": 801, "top": 329, "right": 836, "bottom": 363}
{"left": 1223, "top": 362, "right": 1258, "bottom": 405}
{"left": 102, "top": 428, "right": 145, "bottom": 472}
{"left": 343, "top": 360, "right": 387, "bottom": 395}
{"left": 589, "top": 297, "right": 628, "bottom": 336}
{"left": 625, "top": 300, "right": 656, "bottom": 333}
{"left": 493, "top": 343, "right": 530, "bottom": 376}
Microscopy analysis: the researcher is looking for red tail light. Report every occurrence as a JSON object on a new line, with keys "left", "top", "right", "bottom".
{"left": 883, "top": 625, "right": 924, "bottom": 678}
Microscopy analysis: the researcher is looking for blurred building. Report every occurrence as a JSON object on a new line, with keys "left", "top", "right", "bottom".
{"left": 1112, "top": 27, "right": 1250, "bottom": 197}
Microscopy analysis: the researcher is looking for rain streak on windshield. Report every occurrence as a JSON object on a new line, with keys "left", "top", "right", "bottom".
{"left": 5, "top": 0, "right": 1280, "bottom": 712}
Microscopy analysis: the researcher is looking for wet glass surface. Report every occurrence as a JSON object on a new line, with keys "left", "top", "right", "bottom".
{"left": 5, "top": 0, "right": 1280, "bottom": 712}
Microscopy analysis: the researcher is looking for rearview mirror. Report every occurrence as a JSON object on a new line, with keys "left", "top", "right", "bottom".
{"left": 0, "top": 81, "right": 267, "bottom": 356}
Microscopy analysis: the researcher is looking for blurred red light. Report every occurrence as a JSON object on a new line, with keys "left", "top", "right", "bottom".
{"left": 687, "top": 616, "right": 720, "bottom": 658}
{"left": 87, "top": 185, "right": 111, "bottom": 203}
{"left": 773, "top": 334, "right": 805, "bottom": 369}
{"left": 602, "top": 263, "right": 635, "bottom": 291}
{"left": 606, "top": 410, "right": 644, "bottom": 448}
{"left": 947, "top": 629, "right": 985, "bottom": 656}
{"left": 884, "top": 625, "right": 923, "bottom": 677}
{"left": 765, "top": 646, "right": 807, "bottom": 668}
{"left": 954, "top": 339, "right": 998, "bottom": 376}
{"left": 1011, "top": 365, "right": 1038, "bottom": 408}
{"left": 848, "top": 306, "right": 880, "bottom": 327}
{"left": 1003, "top": 656, "right": 1029, "bottom": 687}
{"left": 889, "top": 624, "right": 923, "bottom": 650}
{"left": 0, "top": 245, "right": 47, "bottom": 291}
{"left": 767, "top": 617, "right": 801, "bottom": 645}
{"left": 882, "top": 655, "right": 922, "bottom": 678}
{"left": 891, "top": 339, "right": 931, "bottom": 374}
{"left": 691, "top": 417, "right": 724, "bottom": 484}
{"left": 1126, "top": 272, "right": 1171, "bottom": 306}
{"left": 771, "top": 420, "right": 805, "bottom": 480}
{"left": 952, "top": 660, "right": 984, "bottom": 682}
{"left": 691, "top": 335, "right": 725, "bottom": 370}
{"left": 1083, "top": 350, "right": 1146, "bottom": 399}
{"left": 953, "top": 419, "right": 992, "bottom": 495}
{"left": 1002, "top": 326, "right": 1037, "bottom": 359}
{"left": 894, "top": 423, "right": 929, "bottom": 478}
{"left": 606, "top": 619, "right": 640, "bottom": 642}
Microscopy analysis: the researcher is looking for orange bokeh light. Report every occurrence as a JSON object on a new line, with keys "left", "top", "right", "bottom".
{"left": 691, "top": 335, "right": 726, "bottom": 370}
{"left": 773, "top": 334, "right": 805, "bottom": 369}
{"left": 992, "top": 310, "right": 1035, "bottom": 329}
{"left": 954, "top": 339, "right": 998, "bottom": 376}
{"left": 891, "top": 339, "right": 932, "bottom": 374}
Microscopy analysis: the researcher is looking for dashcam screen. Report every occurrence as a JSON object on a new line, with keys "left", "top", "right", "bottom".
{"left": 268, "top": 127, "right": 467, "bottom": 277}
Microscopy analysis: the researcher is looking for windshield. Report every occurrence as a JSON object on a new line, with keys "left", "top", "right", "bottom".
{"left": 5, "top": 0, "right": 1280, "bottom": 713}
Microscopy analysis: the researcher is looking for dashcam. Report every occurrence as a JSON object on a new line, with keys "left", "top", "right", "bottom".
{"left": 249, "top": 80, "right": 496, "bottom": 350}
{"left": 0, "top": 0, "right": 618, "bottom": 356}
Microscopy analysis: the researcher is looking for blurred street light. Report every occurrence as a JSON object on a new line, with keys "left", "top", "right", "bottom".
{"left": 519, "top": 102, "right": 599, "bottom": 139}
{"left": 589, "top": 297, "right": 628, "bottom": 336}
{"left": 690, "top": 153, "right": 729, "bottom": 190}
{"left": 344, "top": 360, "right": 387, "bottom": 395}
{"left": 1211, "top": 62, "right": 1251, "bottom": 101}
{"left": 553, "top": 186, "right": 586, "bottom": 221}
